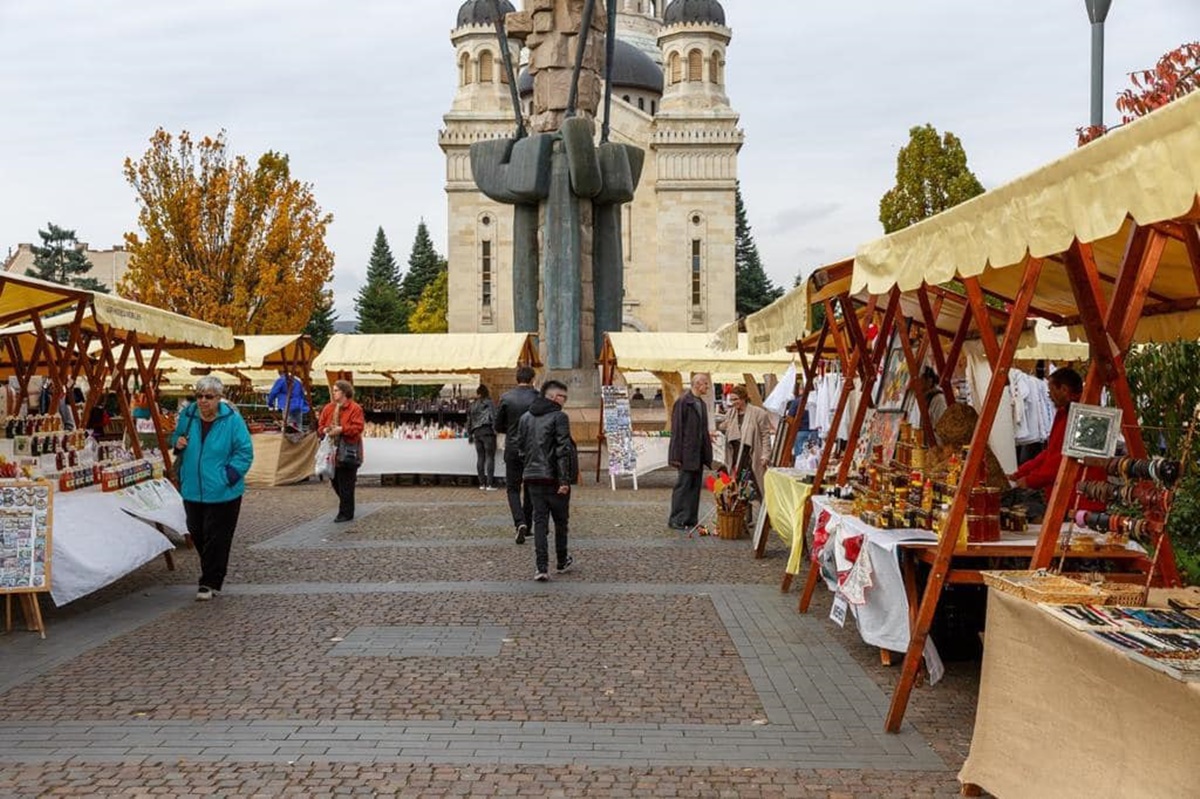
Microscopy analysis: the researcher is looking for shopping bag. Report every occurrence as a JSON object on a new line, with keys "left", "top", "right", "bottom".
{"left": 314, "top": 435, "right": 336, "bottom": 478}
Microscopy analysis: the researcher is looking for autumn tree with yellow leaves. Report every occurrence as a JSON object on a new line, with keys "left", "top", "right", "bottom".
{"left": 120, "top": 129, "right": 334, "bottom": 334}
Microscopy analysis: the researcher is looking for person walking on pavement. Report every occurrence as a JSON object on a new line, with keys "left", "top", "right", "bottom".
{"left": 517, "top": 380, "right": 578, "bottom": 582}
{"left": 495, "top": 365, "right": 539, "bottom": 543}
{"left": 468, "top": 384, "right": 498, "bottom": 490}
{"left": 667, "top": 373, "right": 714, "bottom": 531}
{"left": 317, "top": 380, "right": 365, "bottom": 523}
{"left": 170, "top": 375, "right": 254, "bottom": 601}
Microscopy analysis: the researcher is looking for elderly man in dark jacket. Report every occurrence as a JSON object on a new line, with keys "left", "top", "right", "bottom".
{"left": 668, "top": 373, "right": 714, "bottom": 530}
{"left": 517, "top": 379, "right": 578, "bottom": 582}
{"left": 495, "top": 366, "right": 539, "bottom": 544}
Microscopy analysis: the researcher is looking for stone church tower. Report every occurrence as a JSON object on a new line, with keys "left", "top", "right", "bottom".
{"left": 439, "top": 0, "right": 742, "bottom": 336}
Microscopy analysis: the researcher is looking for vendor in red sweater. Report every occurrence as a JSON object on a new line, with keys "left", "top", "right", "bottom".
{"left": 1007, "top": 367, "right": 1106, "bottom": 517}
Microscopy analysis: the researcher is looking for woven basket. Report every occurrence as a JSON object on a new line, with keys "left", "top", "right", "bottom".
{"left": 716, "top": 508, "right": 747, "bottom": 540}
{"left": 981, "top": 570, "right": 1108, "bottom": 604}
{"left": 1097, "top": 582, "right": 1147, "bottom": 607}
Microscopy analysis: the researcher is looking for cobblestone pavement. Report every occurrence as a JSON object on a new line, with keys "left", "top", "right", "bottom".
{"left": 0, "top": 476, "right": 982, "bottom": 797}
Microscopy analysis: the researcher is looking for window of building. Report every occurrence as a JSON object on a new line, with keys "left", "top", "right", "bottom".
{"left": 668, "top": 52, "right": 681, "bottom": 85}
{"left": 638, "top": 96, "right": 645, "bottom": 111}
{"left": 650, "top": 100, "right": 657, "bottom": 115}
{"left": 623, "top": 94, "right": 631, "bottom": 103}
{"left": 459, "top": 52, "right": 471, "bottom": 86}
{"left": 481, "top": 240, "right": 493, "bottom": 308}
{"left": 691, "top": 239, "right": 702, "bottom": 307}
{"left": 687, "top": 49, "right": 703, "bottom": 82}
{"left": 709, "top": 50, "right": 722, "bottom": 84}
{"left": 479, "top": 51, "right": 494, "bottom": 83}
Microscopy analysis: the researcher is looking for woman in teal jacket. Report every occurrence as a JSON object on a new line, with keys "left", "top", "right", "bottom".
{"left": 170, "top": 375, "right": 254, "bottom": 601}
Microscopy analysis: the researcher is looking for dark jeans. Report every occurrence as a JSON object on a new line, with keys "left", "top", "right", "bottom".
{"left": 474, "top": 433, "right": 497, "bottom": 487}
{"left": 528, "top": 482, "right": 570, "bottom": 574}
{"left": 669, "top": 468, "right": 703, "bottom": 528}
{"left": 503, "top": 447, "right": 532, "bottom": 530}
{"left": 332, "top": 463, "right": 359, "bottom": 519}
{"left": 184, "top": 496, "right": 243, "bottom": 591}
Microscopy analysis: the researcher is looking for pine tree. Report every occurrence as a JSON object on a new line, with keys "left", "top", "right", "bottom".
{"left": 304, "top": 290, "right": 338, "bottom": 350}
{"left": 26, "top": 223, "right": 109, "bottom": 292}
{"left": 400, "top": 220, "right": 446, "bottom": 308}
{"left": 878, "top": 124, "right": 984, "bottom": 233}
{"left": 354, "top": 227, "right": 407, "bottom": 333}
{"left": 734, "top": 184, "right": 783, "bottom": 316}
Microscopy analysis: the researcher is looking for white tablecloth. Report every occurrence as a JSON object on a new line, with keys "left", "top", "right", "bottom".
{"left": 50, "top": 479, "right": 185, "bottom": 606}
{"left": 356, "top": 439, "right": 508, "bottom": 478}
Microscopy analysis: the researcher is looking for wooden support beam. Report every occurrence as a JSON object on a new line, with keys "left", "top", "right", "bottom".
{"left": 825, "top": 298, "right": 850, "bottom": 373}
{"left": 917, "top": 288, "right": 948, "bottom": 378}
{"left": 885, "top": 257, "right": 1044, "bottom": 734}
{"left": 835, "top": 289, "right": 901, "bottom": 488}
{"left": 941, "top": 307, "right": 974, "bottom": 404}
{"left": 897, "top": 316, "right": 933, "bottom": 443}
{"left": 1182, "top": 223, "right": 1200, "bottom": 294}
{"left": 961, "top": 277, "right": 1000, "bottom": 366}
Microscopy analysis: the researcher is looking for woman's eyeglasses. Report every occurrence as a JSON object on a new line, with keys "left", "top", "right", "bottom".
{"left": 197, "top": 394, "right": 219, "bottom": 400}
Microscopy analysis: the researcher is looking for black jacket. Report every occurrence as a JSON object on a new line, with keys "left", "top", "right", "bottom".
{"left": 494, "top": 384, "right": 539, "bottom": 438}
{"left": 467, "top": 398, "right": 496, "bottom": 437}
{"left": 668, "top": 390, "right": 713, "bottom": 472}
{"left": 517, "top": 396, "right": 578, "bottom": 486}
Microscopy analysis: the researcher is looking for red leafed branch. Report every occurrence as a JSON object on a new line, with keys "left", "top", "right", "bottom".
{"left": 1076, "top": 41, "right": 1200, "bottom": 147}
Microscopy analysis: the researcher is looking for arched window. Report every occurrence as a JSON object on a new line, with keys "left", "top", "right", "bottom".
{"left": 481, "top": 239, "right": 493, "bottom": 308}
{"left": 638, "top": 97, "right": 645, "bottom": 111}
{"left": 687, "top": 49, "right": 703, "bottom": 82}
{"left": 623, "top": 94, "right": 631, "bottom": 103}
{"left": 650, "top": 100, "right": 657, "bottom": 115}
{"left": 459, "top": 52, "right": 471, "bottom": 86}
{"left": 709, "top": 50, "right": 722, "bottom": 84}
{"left": 479, "top": 51, "right": 494, "bottom": 83}
{"left": 668, "top": 52, "right": 682, "bottom": 85}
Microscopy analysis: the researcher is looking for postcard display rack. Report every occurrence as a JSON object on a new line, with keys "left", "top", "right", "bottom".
{"left": 0, "top": 479, "right": 53, "bottom": 638}
{"left": 601, "top": 385, "right": 638, "bottom": 490}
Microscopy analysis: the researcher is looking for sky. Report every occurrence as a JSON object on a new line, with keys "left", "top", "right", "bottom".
{"left": 1, "top": 0, "right": 1196, "bottom": 322}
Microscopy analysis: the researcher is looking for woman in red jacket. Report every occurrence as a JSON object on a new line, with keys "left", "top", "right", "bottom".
{"left": 318, "top": 380, "right": 365, "bottom": 523}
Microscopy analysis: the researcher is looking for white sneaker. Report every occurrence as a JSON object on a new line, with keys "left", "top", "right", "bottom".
{"left": 534, "top": 572, "right": 549, "bottom": 582}
{"left": 196, "top": 587, "right": 214, "bottom": 601}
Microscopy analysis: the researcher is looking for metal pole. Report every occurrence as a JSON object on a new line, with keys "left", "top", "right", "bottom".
{"left": 1085, "top": 0, "right": 1114, "bottom": 129}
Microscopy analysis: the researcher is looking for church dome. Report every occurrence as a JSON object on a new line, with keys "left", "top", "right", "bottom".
{"left": 456, "top": 0, "right": 515, "bottom": 28}
{"left": 518, "top": 39, "right": 663, "bottom": 96}
{"left": 662, "top": 0, "right": 726, "bottom": 26}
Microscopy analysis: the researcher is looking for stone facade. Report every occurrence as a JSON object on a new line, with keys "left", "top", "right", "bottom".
{"left": 440, "top": 0, "right": 742, "bottom": 338}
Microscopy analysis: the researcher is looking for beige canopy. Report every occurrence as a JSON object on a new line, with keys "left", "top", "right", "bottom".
{"left": 601, "top": 332, "right": 795, "bottom": 375}
{"left": 312, "top": 333, "right": 540, "bottom": 385}
{"left": 851, "top": 90, "right": 1200, "bottom": 344}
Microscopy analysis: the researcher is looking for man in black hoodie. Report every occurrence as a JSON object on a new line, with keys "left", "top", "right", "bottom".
{"left": 516, "top": 379, "right": 578, "bottom": 582}
{"left": 495, "top": 366, "right": 539, "bottom": 544}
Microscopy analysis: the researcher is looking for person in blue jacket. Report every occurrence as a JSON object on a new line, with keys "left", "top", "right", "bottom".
{"left": 267, "top": 371, "right": 310, "bottom": 433}
{"left": 170, "top": 375, "right": 255, "bottom": 601}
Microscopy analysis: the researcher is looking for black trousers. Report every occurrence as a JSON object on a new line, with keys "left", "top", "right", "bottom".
{"left": 474, "top": 434, "right": 497, "bottom": 487}
{"left": 528, "top": 483, "right": 570, "bottom": 574}
{"left": 503, "top": 447, "right": 532, "bottom": 529}
{"left": 184, "top": 497, "right": 243, "bottom": 591}
{"left": 669, "top": 468, "right": 703, "bottom": 528}
{"left": 332, "top": 463, "right": 359, "bottom": 519}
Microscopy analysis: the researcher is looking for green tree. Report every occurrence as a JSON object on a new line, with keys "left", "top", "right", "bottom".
{"left": 355, "top": 227, "right": 408, "bottom": 333}
{"left": 878, "top": 124, "right": 985, "bottom": 233}
{"left": 408, "top": 269, "right": 449, "bottom": 333}
{"left": 304, "top": 290, "right": 338, "bottom": 350}
{"left": 734, "top": 183, "right": 783, "bottom": 316}
{"left": 400, "top": 220, "right": 446, "bottom": 308}
{"left": 26, "top": 223, "right": 108, "bottom": 292}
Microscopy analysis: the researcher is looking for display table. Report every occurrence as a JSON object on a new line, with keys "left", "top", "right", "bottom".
{"left": 50, "top": 479, "right": 185, "bottom": 606}
{"left": 246, "top": 431, "right": 319, "bottom": 487}
{"left": 762, "top": 468, "right": 812, "bottom": 574}
{"left": 959, "top": 589, "right": 1200, "bottom": 798}
{"left": 356, "top": 438, "right": 507, "bottom": 478}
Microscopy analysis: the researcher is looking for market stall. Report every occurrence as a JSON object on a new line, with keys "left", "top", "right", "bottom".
{"left": 0, "top": 274, "right": 235, "bottom": 622}
{"left": 311, "top": 333, "right": 539, "bottom": 478}
{"left": 847, "top": 88, "right": 1200, "bottom": 738}
{"left": 153, "top": 334, "right": 320, "bottom": 487}
{"left": 596, "top": 332, "right": 795, "bottom": 486}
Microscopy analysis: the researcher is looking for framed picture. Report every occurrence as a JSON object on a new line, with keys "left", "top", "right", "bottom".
{"left": 874, "top": 330, "right": 909, "bottom": 412}
{"left": 867, "top": 410, "right": 905, "bottom": 464}
{"left": 1063, "top": 404, "right": 1123, "bottom": 460}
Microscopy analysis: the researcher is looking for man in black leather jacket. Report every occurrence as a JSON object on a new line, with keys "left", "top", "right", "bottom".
{"left": 516, "top": 379, "right": 578, "bottom": 581}
{"left": 495, "top": 366, "right": 539, "bottom": 543}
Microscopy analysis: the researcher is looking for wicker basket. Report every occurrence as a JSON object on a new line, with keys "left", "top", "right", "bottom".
{"left": 1097, "top": 582, "right": 1147, "bottom": 607}
{"left": 981, "top": 570, "right": 1108, "bottom": 604}
{"left": 716, "top": 508, "right": 747, "bottom": 540}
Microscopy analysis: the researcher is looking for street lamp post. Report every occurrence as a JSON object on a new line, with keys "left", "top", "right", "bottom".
{"left": 1085, "top": 0, "right": 1114, "bottom": 129}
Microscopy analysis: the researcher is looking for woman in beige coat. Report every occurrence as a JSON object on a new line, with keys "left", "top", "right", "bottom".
{"left": 718, "top": 385, "right": 776, "bottom": 496}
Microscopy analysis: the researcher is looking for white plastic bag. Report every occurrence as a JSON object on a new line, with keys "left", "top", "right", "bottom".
{"left": 763, "top": 362, "right": 797, "bottom": 417}
{"left": 314, "top": 435, "right": 336, "bottom": 479}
